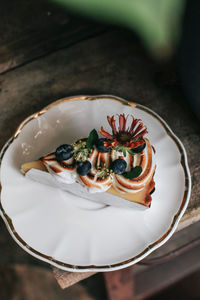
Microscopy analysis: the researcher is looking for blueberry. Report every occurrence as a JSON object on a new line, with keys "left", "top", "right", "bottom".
{"left": 131, "top": 140, "right": 146, "bottom": 153}
{"left": 55, "top": 144, "right": 73, "bottom": 161}
{"left": 112, "top": 159, "right": 127, "bottom": 174}
{"left": 96, "top": 138, "right": 111, "bottom": 153}
{"left": 77, "top": 161, "right": 92, "bottom": 176}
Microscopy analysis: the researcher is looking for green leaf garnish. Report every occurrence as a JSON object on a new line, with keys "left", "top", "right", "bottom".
{"left": 123, "top": 166, "right": 142, "bottom": 179}
{"left": 114, "top": 145, "right": 135, "bottom": 157}
{"left": 126, "top": 148, "right": 135, "bottom": 155}
{"left": 115, "top": 145, "right": 120, "bottom": 151}
{"left": 86, "top": 129, "right": 98, "bottom": 149}
{"left": 122, "top": 149, "right": 126, "bottom": 157}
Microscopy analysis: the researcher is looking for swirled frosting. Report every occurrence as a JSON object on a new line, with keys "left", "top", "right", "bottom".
{"left": 41, "top": 138, "right": 155, "bottom": 197}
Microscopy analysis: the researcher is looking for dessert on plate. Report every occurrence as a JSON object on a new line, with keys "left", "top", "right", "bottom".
{"left": 21, "top": 114, "right": 156, "bottom": 207}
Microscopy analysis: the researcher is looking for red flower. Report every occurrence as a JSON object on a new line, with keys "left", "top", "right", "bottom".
{"left": 99, "top": 114, "right": 147, "bottom": 149}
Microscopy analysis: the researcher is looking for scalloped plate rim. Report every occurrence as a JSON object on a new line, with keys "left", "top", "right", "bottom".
{"left": 0, "top": 94, "right": 191, "bottom": 272}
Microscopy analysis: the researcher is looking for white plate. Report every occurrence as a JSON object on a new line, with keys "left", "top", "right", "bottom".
{"left": 0, "top": 95, "right": 191, "bottom": 272}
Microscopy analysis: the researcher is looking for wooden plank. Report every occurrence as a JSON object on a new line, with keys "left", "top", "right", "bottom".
{"left": 52, "top": 268, "right": 96, "bottom": 290}
{"left": 0, "top": 23, "right": 107, "bottom": 74}
{"left": 134, "top": 243, "right": 200, "bottom": 299}
{"left": 177, "top": 207, "right": 200, "bottom": 231}
{"left": 104, "top": 267, "right": 135, "bottom": 300}
{"left": 0, "top": 264, "right": 94, "bottom": 300}
{"left": 0, "top": 0, "right": 107, "bottom": 74}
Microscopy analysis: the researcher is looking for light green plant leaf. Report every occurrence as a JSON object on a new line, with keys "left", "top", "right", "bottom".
{"left": 50, "top": 0, "right": 185, "bottom": 58}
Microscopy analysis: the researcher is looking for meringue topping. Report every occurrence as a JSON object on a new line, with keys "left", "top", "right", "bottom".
{"left": 41, "top": 138, "right": 155, "bottom": 199}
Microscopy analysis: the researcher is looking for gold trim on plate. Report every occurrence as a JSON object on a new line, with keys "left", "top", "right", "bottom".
{"left": 0, "top": 95, "right": 191, "bottom": 271}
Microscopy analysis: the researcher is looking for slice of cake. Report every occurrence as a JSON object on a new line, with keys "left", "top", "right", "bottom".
{"left": 21, "top": 114, "right": 156, "bottom": 207}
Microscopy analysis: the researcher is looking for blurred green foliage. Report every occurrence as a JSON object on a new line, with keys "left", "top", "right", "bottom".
{"left": 51, "top": 0, "right": 186, "bottom": 59}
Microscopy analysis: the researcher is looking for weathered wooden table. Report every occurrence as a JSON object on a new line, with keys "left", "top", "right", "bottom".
{"left": 0, "top": 1, "right": 199, "bottom": 299}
